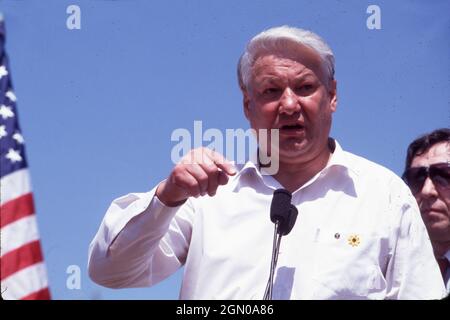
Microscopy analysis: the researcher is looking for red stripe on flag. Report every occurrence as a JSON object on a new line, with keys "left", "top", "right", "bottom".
{"left": 0, "top": 240, "right": 43, "bottom": 280}
{"left": 21, "top": 287, "right": 51, "bottom": 300}
{"left": 0, "top": 193, "right": 35, "bottom": 228}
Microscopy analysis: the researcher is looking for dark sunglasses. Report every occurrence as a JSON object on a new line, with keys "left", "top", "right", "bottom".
{"left": 402, "top": 162, "right": 450, "bottom": 194}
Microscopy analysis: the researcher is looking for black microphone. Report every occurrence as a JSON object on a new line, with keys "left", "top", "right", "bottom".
{"left": 279, "top": 204, "right": 298, "bottom": 236}
{"left": 270, "top": 189, "right": 298, "bottom": 235}
{"left": 270, "top": 189, "right": 292, "bottom": 226}
{"left": 264, "top": 189, "right": 298, "bottom": 300}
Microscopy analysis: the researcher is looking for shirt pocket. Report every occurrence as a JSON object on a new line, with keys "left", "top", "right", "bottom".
{"left": 310, "top": 230, "right": 387, "bottom": 299}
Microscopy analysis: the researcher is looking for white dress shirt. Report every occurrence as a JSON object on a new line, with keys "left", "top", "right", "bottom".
{"left": 88, "top": 140, "right": 447, "bottom": 299}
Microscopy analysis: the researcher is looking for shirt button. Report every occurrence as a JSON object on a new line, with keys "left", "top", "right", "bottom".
{"left": 334, "top": 233, "right": 340, "bottom": 239}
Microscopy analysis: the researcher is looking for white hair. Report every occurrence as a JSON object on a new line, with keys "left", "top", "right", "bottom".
{"left": 238, "top": 26, "right": 335, "bottom": 91}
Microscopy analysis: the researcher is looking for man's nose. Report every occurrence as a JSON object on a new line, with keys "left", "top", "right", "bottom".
{"left": 279, "top": 88, "right": 300, "bottom": 115}
{"left": 420, "top": 177, "right": 439, "bottom": 198}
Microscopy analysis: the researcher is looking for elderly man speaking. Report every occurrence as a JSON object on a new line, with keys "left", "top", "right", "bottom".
{"left": 88, "top": 26, "right": 446, "bottom": 299}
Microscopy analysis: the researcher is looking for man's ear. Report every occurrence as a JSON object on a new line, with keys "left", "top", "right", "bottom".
{"left": 243, "top": 90, "right": 251, "bottom": 120}
{"left": 329, "top": 80, "right": 337, "bottom": 112}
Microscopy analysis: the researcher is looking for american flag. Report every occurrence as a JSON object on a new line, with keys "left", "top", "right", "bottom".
{"left": 0, "top": 16, "right": 51, "bottom": 300}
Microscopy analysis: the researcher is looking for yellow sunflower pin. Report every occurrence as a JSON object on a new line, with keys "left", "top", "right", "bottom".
{"left": 348, "top": 235, "right": 360, "bottom": 247}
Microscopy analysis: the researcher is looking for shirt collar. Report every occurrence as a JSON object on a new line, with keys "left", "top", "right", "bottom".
{"left": 324, "top": 139, "right": 359, "bottom": 176}
{"left": 230, "top": 138, "right": 357, "bottom": 192}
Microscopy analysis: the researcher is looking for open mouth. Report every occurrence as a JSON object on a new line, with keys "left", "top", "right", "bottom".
{"left": 280, "top": 124, "right": 304, "bottom": 131}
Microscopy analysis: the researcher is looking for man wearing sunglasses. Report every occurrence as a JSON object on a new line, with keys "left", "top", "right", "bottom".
{"left": 403, "top": 128, "right": 450, "bottom": 294}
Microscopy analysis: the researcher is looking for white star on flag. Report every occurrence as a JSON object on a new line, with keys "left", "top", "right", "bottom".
{"left": 13, "top": 132, "right": 25, "bottom": 144}
{"left": 0, "top": 65, "right": 8, "bottom": 79}
{"left": 5, "top": 148, "right": 23, "bottom": 163}
{"left": 6, "top": 90, "right": 17, "bottom": 102}
{"left": 0, "top": 125, "right": 7, "bottom": 139}
{"left": 0, "top": 104, "right": 15, "bottom": 119}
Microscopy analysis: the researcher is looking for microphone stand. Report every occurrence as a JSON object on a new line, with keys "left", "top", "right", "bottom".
{"left": 263, "top": 204, "right": 298, "bottom": 300}
{"left": 263, "top": 222, "right": 283, "bottom": 300}
{"left": 264, "top": 189, "right": 298, "bottom": 300}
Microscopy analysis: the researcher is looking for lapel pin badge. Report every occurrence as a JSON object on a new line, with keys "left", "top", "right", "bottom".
{"left": 348, "top": 235, "right": 360, "bottom": 247}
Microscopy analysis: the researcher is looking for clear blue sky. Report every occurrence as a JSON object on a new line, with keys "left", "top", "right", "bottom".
{"left": 1, "top": 0, "right": 449, "bottom": 300}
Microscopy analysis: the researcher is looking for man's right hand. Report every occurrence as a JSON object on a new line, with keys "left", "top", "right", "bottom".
{"left": 156, "top": 148, "right": 237, "bottom": 207}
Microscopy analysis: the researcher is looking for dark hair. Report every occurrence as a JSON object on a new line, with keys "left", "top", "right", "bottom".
{"left": 404, "top": 128, "right": 450, "bottom": 171}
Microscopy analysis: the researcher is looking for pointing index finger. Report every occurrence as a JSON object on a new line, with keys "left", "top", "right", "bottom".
{"left": 208, "top": 150, "right": 237, "bottom": 176}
